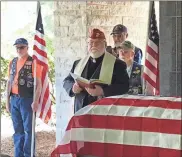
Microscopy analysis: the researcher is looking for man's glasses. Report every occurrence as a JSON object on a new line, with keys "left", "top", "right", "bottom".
{"left": 112, "top": 33, "right": 127, "bottom": 38}
{"left": 88, "top": 41, "right": 105, "bottom": 46}
{"left": 16, "top": 46, "right": 26, "bottom": 50}
{"left": 117, "top": 48, "right": 130, "bottom": 53}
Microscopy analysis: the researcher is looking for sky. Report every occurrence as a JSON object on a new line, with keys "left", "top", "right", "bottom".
{"left": 1, "top": 1, "right": 54, "bottom": 59}
{"left": 1, "top": 2, "right": 37, "bottom": 37}
{"left": 1, "top": 2, "right": 37, "bottom": 58}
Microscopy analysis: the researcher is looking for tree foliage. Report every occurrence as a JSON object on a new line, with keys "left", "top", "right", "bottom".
{"left": 45, "top": 36, "right": 55, "bottom": 105}
{"left": 1, "top": 57, "right": 9, "bottom": 115}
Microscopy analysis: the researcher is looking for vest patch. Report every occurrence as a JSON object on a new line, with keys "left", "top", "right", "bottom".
{"left": 10, "top": 56, "right": 34, "bottom": 98}
{"left": 19, "top": 79, "right": 26, "bottom": 86}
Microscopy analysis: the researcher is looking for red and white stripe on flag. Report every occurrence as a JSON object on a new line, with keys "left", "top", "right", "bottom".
{"left": 143, "top": 39, "right": 159, "bottom": 95}
{"left": 143, "top": 1, "right": 160, "bottom": 95}
{"left": 32, "top": 3, "right": 52, "bottom": 124}
{"left": 51, "top": 95, "right": 182, "bottom": 157}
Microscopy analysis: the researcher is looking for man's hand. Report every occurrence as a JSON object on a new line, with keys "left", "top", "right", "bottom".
{"left": 72, "top": 82, "right": 83, "bottom": 94}
{"left": 31, "top": 101, "right": 39, "bottom": 112}
{"left": 6, "top": 102, "right": 10, "bottom": 113}
{"left": 85, "top": 85, "right": 104, "bottom": 97}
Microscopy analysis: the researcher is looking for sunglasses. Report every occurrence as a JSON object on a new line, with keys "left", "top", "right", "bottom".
{"left": 112, "top": 33, "right": 127, "bottom": 37}
{"left": 16, "top": 46, "right": 27, "bottom": 50}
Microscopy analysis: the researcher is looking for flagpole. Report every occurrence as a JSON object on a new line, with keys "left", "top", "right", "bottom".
{"left": 31, "top": 2, "right": 40, "bottom": 157}
{"left": 152, "top": 1, "right": 156, "bottom": 96}
{"left": 31, "top": 60, "right": 37, "bottom": 157}
{"left": 144, "top": 1, "right": 154, "bottom": 96}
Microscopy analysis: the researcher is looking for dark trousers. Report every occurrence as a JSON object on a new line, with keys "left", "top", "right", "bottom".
{"left": 10, "top": 95, "right": 35, "bottom": 157}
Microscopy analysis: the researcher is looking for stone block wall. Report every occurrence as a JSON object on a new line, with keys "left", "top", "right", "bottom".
{"left": 54, "top": 1, "right": 151, "bottom": 144}
{"left": 159, "top": 1, "right": 182, "bottom": 96}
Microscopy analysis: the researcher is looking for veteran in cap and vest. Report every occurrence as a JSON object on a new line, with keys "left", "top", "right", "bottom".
{"left": 63, "top": 28, "right": 129, "bottom": 113}
{"left": 106, "top": 24, "right": 143, "bottom": 65}
{"left": 118, "top": 41, "right": 143, "bottom": 95}
{"left": 6, "top": 38, "right": 42, "bottom": 157}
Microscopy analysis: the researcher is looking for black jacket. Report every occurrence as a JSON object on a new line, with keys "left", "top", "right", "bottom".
{"left": 128, "top": 61, "right": 143, "bottom": 95}
{"left": 63, "top": 57, "right": 129, "bottom": 112}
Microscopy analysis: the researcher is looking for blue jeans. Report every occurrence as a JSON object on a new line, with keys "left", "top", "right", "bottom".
{"left": 10, "top": 95, "right": 35, "bottom": 157}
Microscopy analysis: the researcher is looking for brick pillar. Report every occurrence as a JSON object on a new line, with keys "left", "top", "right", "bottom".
{"left": 54, "top": 1, "right": 87, "bottom": 144}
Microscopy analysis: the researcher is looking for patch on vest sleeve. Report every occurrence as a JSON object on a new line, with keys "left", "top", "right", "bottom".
{"left": 27, "top": 73, "right": 33, "bottom": 79}
{"left": 27, "top": 81, "right": 33, "bottom": 88}
{"left": 25, "top": 61, "right": 32, "bottom": 65}
{"left": 132, "top": 87, "right": 139, "bottom": 94}
{"left": 19, "top": 79, "right": 25, "bottom": 86}
{"left": 24, "top": 65, "right": 32, "bottom": 70}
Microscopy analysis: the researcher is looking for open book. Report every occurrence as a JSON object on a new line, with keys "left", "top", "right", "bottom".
{"left": 70, "top": 72, "right": 108, "bottom": 89}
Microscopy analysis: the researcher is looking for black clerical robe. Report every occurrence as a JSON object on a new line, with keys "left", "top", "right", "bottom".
{"left": 63, "top": 54, "right": 129, "bottom": 113}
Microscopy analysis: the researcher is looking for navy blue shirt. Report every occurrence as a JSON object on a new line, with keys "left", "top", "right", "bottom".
{"left": 134, "top": 47, "right": 143, "bottom": 65}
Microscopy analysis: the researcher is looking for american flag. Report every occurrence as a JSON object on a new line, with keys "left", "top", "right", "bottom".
{"left": 51, "top": 95, "right": 181, "bottom": 157}
{"left": 143, "top": 1, "right": 160, "bottom": 95}
{"left": 32, "top": 2, "right": 52, "bottom": 124}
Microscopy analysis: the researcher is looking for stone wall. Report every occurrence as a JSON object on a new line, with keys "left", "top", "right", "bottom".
{"left": 54, "top": 1, "right": 150, "bottom": 144}
{"left": 159, "top": 1, "right": 182, "bottom": 96}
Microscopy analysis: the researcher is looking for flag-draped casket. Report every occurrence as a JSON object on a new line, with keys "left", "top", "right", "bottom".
{"left": 51, "top": 95, "right": 182, "bottom": 157}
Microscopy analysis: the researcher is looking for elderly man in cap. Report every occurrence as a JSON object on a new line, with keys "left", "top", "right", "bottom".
{"left": 118, "top": 41, "right": 143, "bottom": 95}
{"left": 63, "top": 28, "right": 129, "bottom": 113}
{"left": 6, "top": 38, "right": 42, "bottom": 157}
{"left": 106, "top": 24, "right": 143, "bottom": 65}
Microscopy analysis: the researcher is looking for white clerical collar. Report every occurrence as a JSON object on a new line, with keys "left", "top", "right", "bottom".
{"left": 90, "top": 52, "right": 105, "bottom": 63}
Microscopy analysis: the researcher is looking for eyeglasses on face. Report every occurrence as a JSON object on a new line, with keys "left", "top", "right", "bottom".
{"left": 117, "top": 48, "right": 130, "bottom": 53}
{"left": 88, "top": 41, "right": 104, "bottom": 46}
{"left": 112, "top": 33, "right": 127, "bottom": 38}
{"left": 16, "top": 46, "right": 27, "bottom": 50}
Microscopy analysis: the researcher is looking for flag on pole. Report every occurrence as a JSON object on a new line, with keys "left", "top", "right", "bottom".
{"left": 32, "top": 2, "right": 52, "bottom": 124}
{"left": 143, "top": 1, "right": 160, "bottom": 95}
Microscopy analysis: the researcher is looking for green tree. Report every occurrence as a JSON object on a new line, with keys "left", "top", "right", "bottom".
{"left": 1, "top": 57, "right": 9, "bottom": 115}
{"left": 45, "top": 36, "right": 55, "bottom": 105}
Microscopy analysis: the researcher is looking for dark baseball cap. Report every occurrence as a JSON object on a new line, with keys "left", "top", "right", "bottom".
{"left": 13, "top": 38, "right": 28, "bottom": 46}
{"left": 111, "top": 24, "right": 128, "bottom": 35}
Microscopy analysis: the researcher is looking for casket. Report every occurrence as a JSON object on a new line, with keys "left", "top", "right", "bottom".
{"left": 51, "top": 95, "right": 182, "bottom": 157}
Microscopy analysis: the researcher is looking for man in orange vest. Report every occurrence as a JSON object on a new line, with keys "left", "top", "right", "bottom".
{"left": 6, "top": 38, "right": 42, "bottom": 157}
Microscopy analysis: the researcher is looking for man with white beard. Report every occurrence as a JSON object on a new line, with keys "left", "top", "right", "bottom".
{"left": 63, "top": 28, "right": 129, "bottom": 113}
